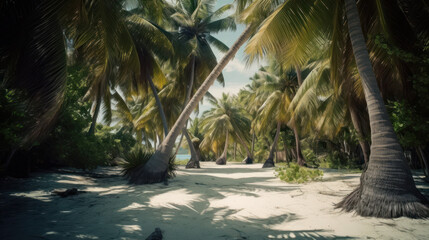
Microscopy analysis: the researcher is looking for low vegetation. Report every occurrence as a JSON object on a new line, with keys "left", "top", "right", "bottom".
{"left": 275, "top": 163, "right": 323, "bottom": 183}
{"left": 122, "top": 147, "right": 177, "bottom": 179}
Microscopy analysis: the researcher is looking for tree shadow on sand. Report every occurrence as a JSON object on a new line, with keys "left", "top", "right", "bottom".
{"left": 0, "top": 165, "right": 397, "bottom": 239}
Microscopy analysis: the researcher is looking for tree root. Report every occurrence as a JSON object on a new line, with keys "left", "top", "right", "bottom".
{"left": 243, "top": 157, "right": 253, "bottom": 164}
{"left": 216, "top": 157, "right": 226, "bottom": 165}
{"left": 127, "top": 164, "right": 168, "bottom": 184}
{"left": 185, "top": 159, "right": 200, "bottom": 168}
{"left": 262, "top": 158, "right": 275, "bottom": 168}
{"left": 336, "top": 185, "right": 429, "bottom": 218}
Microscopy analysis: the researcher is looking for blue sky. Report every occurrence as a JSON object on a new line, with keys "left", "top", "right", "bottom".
{"left": 195, "top": 0, "right": 263, "bottom": 116}
{"left": 125, "top": 0, "right": 263, "bottom": 116}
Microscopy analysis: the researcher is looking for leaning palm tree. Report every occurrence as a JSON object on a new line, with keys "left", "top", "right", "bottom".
{"left": 71, "top": 1, "right": 141, "bottom": 135}
{"left": 84, "top": 1, "right": 172, "bottom": 135}
{"left": 243, "top": 0, "right": 429, "bottom": 218}
{"left": 165, "top": 0, "right": 237, "bottom": 166}
{"left": 125, "top": 9, "right": 174, "bottom": 137}
{"left": 126, "top": 2, "right": 256, "bottom": 184}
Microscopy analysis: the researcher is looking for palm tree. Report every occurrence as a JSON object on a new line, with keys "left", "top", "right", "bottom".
{"left": 165, "top": 0, "right": 236, "bottom": 166}
{"left": 84, "top": 1, "right": 173, "bottom": 136}
{"left": 238, "top": 72, "right": 269, "bottom": 159}
{"left": 112, "top": 92, "right": 146, "bottom": 144}
{"left": 185, "top": 117, "right": 204, "bottom": 168}
{"left": 243, "top": 0, "right": 429, "bottom": 217}
{"left": 200, "top": 94, "right": 252, "bottom": 165}
{"left": 1, "top": 0, "right": 141, "bottom": 149}
{"left": 337, "top": 0, "right": 429, "bottom": 218}
{"left": 126, "top": 2, "right": 255, "bottom": 183}
{"left": 252, "top": 64, "right": 301, "bottom": 167}
{"left": 126, "top": 10, "right": 174, "bottom": 137}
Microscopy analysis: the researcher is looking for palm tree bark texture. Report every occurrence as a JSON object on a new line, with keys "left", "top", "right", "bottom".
{"left": 216, "top": 130, "right": 229, "bottom": 165}
{"left": 263, "top": 121, "right": 281, "bottom": 168}
{"left": 184, "top": 56, "right": 200, "bottom": 168}
{"left": 293, "top": 66, "right": 307, "bottom": 167}
{"left": 235, "top": 132, "right": 253, "bottom": 164}
{"left": 336, "top": 0, "right": 429, "bottom": 218}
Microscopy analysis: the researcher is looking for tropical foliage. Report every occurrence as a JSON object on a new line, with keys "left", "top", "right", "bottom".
{"left": 275, "top": 163, "right": 323, "bottom": 183}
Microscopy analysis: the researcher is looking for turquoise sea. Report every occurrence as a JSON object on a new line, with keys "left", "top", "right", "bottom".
{"left": 175, "top": 154, "right": 191, "bottom": 160}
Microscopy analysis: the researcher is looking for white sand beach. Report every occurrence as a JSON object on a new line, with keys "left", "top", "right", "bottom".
{"left": 1, "top": 162, "right": 428, "bottom": 240}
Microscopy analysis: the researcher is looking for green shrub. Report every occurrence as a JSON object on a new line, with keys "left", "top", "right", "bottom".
{"left": 275, "top": 163, "right": 323, "bottom": 183}
{"left": 27, "top": 66, "right": 135, "bottom": 170}
{"left": 302, "top": 149, "right": 319, "bottom": 167}
{"left": 122, "top": 147, "right": 176, "bottom": 179}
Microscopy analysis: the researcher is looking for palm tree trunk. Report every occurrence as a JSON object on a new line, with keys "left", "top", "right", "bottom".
{"left": 183, "top": 56, "right": 200, "bottom": 167}
{"left": 337, "top": 0, "right": 429, "bottom": 218}
{"left": 348, "top": 103, "right": 370, "bottom": 163}
{"left": 147, "top": 73, "right": 169, "bottom": 136}
{"left": 234, "top": 143, "right": 236, "bottom": 160}
{"left": 185, "top": 55, "right": 196, "bottom": 106}
{"left": 184, "top": 129, "right": 200, "bottom": 168}
{"left": 235, "top": 132, "right": 253, "bottom": 164}
{"left": 216, "top": 131, "right": 229, "bottom": 165}
{"left": 174, "top": 133, "right": 184, "bottom": 156}
{"left": 88, "top": 91, "right": 102, "bottom": 135}
{"left": 292, "top": 122, "right": 306, "bottom": 166}
{"left": 263, "top": 121, "right": 281, "bottom": 168}
{"left": 127, "top": 26, "right": 253, "bottom": 184}
{"left": 294, "top": 65, "right": 306, "bottom": 166}
{"left": 251, "top": 130, "right": 256, "bottom": 156}
{"left": 291, "top": 147, "right": 297, "bottom": 160}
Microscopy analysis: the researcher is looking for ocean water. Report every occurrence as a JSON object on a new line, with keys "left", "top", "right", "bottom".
{"left": 175, "top": 154, "right": 191, "bottom": 160}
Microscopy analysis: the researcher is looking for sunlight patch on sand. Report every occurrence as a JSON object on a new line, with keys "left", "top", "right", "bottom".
{"left": 148, "top": 189, "right": 201, "bottom": 212}
{"left": 118, "top": 202, "right": 146, "bottom": 212}
{"left": 10, "top": 190, "right": 52, "bottom": 202}
{"left": 117, "top": 224, "right": 141, "bottom": 233}
{"left": 57, "top": 175, "right": 96, "bottom": 185}
{"left": 75, "top": 234, "right": 99, "bottom": 239}
{"left": 83, "top": 185, "right": 129, "bottom": 195}
{"left": 83, "top": 187, "right": 110, "bottom": 192}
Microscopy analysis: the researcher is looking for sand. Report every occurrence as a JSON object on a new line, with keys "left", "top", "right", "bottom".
{"left": 1, "top": 162, "right": 428, "bottom": 240}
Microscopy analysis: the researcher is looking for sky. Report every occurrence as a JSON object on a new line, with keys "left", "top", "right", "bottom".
{"left": 192, "top": 0, "right": 263, "bottom": 116}
{"left": 125, "top": 0, "right": 264, "bottom": 117}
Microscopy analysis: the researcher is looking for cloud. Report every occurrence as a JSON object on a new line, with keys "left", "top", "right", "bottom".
{"left": 224, "top": 58, "right": 247, "bottom": 73}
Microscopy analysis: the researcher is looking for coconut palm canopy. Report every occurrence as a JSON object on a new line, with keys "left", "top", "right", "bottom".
{"left": 200, "top": 93, "right": 251, "bottom": 155}
{"left": 1, "top": 0, "right": 429, "bottom": 224}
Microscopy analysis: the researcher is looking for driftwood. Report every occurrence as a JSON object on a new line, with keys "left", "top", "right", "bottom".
{"left": 51, "top": 188, "right": 86, "bottom": 197}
